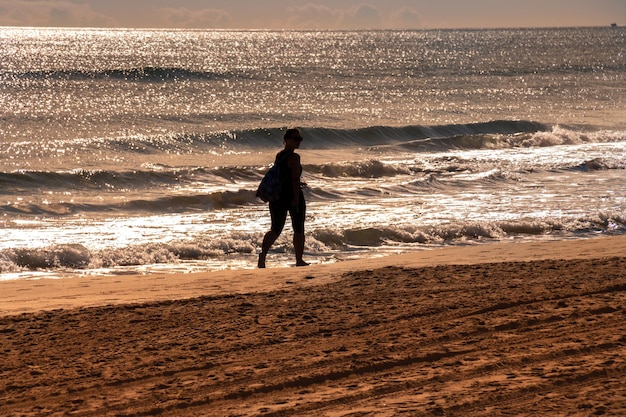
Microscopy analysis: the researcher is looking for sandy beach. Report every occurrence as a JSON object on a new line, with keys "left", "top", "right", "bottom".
{"left": 1, "top": 236, "right": 625, "bottom": 416}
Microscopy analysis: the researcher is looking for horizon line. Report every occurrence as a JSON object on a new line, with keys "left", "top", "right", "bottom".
{"left": 0, "top": 24, "right": 619, "bottom": 32}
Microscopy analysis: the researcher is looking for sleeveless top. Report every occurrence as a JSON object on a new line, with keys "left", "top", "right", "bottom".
{"left": 274, "top": 149, "right": 300, "bottom": 202}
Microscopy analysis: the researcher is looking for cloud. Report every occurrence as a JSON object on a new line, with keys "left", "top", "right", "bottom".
{"left": 0, "top": 0, "right": 232, "bottom": 28}
{"left": 285, "top": 4, "right": 343, "bottom": 29}
{"left": 157, "top": 7, "right": 232, "bottom": 29}
{"left": 283, "top": 3, "right": 421, "bottom": 30}
{"left": 0, "top": 0, "right": 113, "bottom": 27}
{"left": 389, "top": 7, "right": 422, "bottom": 29}
{"left": 343, "top": 4, "right": 383, "bottom": 29}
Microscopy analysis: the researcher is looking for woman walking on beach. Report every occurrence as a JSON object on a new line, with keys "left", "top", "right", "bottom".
{"left": 258, "top": 128, "right": 309, "bottom": 268}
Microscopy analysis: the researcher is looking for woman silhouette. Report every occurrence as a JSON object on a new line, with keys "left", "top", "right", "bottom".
{"left": 258, "top": 128, "right": 309, "bottom": 268}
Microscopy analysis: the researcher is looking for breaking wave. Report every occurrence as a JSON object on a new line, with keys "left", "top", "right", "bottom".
{"left": 2, "top": 212, "right": 624, "bottom": 274}
{"left": 3, "top": 121, "right": 624, "bottom": 165}
{"left": 0, "top": 190, "right": 258, "bottom": 216}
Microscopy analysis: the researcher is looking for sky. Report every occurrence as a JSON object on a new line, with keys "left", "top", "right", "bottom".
{"left": 0, "top": 0, "right": 624, "bottom": 30}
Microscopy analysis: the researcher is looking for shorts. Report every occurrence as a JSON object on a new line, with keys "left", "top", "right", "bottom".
{"left": 269, "top": 191, "right": 306, "bottom": 235}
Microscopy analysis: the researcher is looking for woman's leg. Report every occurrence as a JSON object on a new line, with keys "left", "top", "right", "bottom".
{"left": 258, "top": 230, "right": 279, "bottom": 268}
{"left": 259, "top": 202, "right": 287, "bottom": 268}
{"left": 291, "top": 192, "right": 308, "bottom": 266}
{"left": 293, "top": 232, "right": 308, "bottom": 266}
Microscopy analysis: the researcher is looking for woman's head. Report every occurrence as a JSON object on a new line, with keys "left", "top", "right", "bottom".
{"left": 284, "top": 128, "right": 303, "bottom": 149}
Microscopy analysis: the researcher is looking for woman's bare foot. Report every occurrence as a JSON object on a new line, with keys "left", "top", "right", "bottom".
{"left": 296, "top": 260, "right": 310, "bottom": 267}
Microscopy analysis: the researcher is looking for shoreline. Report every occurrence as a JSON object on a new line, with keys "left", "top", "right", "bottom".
{"left": 2, "top": 234, "right": 625, "bottom": 316}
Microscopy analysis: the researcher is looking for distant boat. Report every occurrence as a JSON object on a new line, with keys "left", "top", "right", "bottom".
{"left": 611, "top": 23, "right": 618, "bottom": 27}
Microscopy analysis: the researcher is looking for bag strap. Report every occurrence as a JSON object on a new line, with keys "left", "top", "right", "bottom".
{"left": 274, "top": 150, "right": 293, "bottom": 167}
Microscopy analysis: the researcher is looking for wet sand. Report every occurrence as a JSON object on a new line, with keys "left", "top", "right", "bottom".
{"left": 1, "top": 236, "right": 625, "bottom": 416}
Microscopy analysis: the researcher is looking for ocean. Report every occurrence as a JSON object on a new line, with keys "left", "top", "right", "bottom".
{"left": 1, "top": 27, "right": 625, "bottom": 279}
